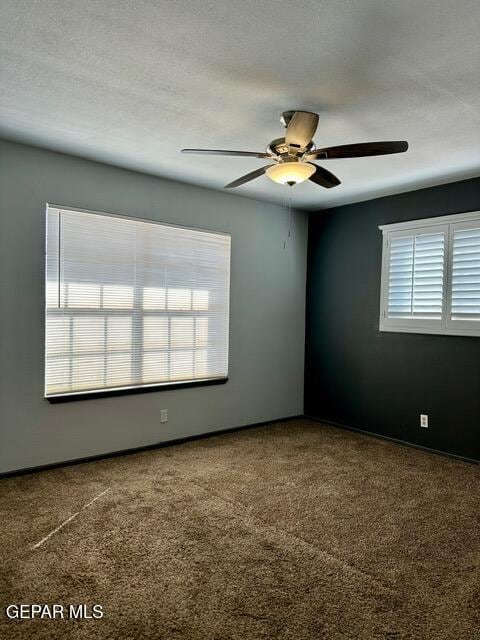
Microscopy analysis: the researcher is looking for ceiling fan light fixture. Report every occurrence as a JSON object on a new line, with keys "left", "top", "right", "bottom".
{"left": 266, "top": 161, "right": 315, "bottom": 186}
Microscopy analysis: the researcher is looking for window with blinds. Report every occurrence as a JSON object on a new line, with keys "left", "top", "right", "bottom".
{"left": 379, "top": 211, "right": 480, "bottom": 336}
{"left": 387, "top": 231, "right": 445, "bottom": 321}
{"left": 45, "top": 206, "right": 231, "bottom": 397}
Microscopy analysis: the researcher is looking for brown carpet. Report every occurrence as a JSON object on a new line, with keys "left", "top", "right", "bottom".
{"left": 0, "top": 419, "right": 479, "bottom": 639}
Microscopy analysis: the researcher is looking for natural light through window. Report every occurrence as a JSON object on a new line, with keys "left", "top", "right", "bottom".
{"left": 45, "top": 206, "right": 231, "bottom": 397}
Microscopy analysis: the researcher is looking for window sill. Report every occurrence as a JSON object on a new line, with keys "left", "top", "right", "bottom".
{"left": 379, "top": 324, "right": 480, "bottom": 337}
{"left": 46, "top": 377, "right": 228, "bottom": 403}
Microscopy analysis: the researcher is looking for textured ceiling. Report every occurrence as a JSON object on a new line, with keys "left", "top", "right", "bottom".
{"left": 1, "top": 0, "right": 479, "bottom": 210}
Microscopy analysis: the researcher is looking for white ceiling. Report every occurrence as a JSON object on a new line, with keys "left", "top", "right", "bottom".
{"left": 1, "top": 0, "right": 479, "bottom": 211}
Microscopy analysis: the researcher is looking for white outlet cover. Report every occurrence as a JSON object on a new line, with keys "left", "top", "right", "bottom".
{"left": 160, "top": 409, "right": 168, "bottom": 423}
{"left": 420, "top": 414, "right": 429, "bottom": 428}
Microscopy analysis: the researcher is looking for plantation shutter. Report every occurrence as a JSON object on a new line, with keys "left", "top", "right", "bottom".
{"left": 383, "top": 225, "right": 447, "bottom": 329}
{"left": 45, "top": 206, "right": 230, "bottom": 397}
{"left": 447, "top": 221, "right": 480, "bottom": 331}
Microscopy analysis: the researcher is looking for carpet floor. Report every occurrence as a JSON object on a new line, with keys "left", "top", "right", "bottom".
{"left": 0, "top": 419, "right": 479, "bottom": 639}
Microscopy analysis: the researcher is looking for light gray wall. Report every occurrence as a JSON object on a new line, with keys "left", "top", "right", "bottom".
{"left": 0, "top": 139, "right": 308, "bottom": 474}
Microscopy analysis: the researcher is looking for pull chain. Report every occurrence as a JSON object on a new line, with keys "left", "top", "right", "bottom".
{"left": 284, "top": 188, "right": 292, "bottom": 249}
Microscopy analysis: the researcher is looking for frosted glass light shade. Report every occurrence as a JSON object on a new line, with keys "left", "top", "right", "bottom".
{"left": 266, "top": 161, "right": 315, "bottom": 185}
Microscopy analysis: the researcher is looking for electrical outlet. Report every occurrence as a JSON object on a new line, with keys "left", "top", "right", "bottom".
{"left": 160, "top": 409, "right": 168, "bottom": 423}
{"left": 420, "top": 414, "right": 428, "bottom": 429}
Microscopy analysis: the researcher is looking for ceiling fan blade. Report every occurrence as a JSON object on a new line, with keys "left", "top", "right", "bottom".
{"left": 181, "top": 148, "right": 271, "bottom": 158}
{"left": 224, "top": 165, "right": 275, "bottom": 189}
{"left": 285, "top": 111, "right": 319, "bottom": 151}
{"left": 308, "top": 163, "right": 341, "bottom": 189}
{"left": 308, "top": 141, "right": 408, "bottom": 160}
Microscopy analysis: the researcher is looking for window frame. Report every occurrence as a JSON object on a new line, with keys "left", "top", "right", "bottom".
{"left": 379, "top": 210, "right": 480, "bottom": 337}
{"left": 44, "top": 203, "right": 231, "bottom": 400}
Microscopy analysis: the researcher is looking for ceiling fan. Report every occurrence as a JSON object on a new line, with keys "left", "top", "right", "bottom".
{"left": 181, "top": 110, "right": 408, "bottom": 189}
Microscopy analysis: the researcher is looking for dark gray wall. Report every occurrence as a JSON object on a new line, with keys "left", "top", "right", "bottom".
{"left": 0, "top": 139, "right": 308, "bottom": 474}
{"left": 305, "top": 176, "right": 480, "bottom": 461}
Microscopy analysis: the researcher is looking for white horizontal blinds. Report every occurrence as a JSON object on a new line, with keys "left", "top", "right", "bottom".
{"left": 135, "top": 218, "right": 230, "bottom": 385}
{"left": 387, "top": 230, "right": 445, "bottom": 320}
{"left": 450, "top": 225, "right": 480, "bottom": 320}
{"left": 45, "top": 207, "right": 230, "bottom": 396}
{"left": 387, "top": 235, "right": 414, "bottom": 318}
{"left": 412, "top": 231, "right": 445, "bottom": 318}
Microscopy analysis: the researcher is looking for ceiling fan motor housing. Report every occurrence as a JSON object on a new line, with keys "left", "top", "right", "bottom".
{"left": 266, "top": 137, "right": 315, "bottom": 158}
{"left": 267, "top": 137, "right": 289, "bottom": 156}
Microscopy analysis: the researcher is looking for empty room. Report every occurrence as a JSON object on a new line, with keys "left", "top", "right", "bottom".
{"left": 0, "top": 1, "right": 479, "bottom": 638}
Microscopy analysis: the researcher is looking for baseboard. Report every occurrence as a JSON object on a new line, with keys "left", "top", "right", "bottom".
{"left": 5, "top": 414, "right": 475, "bottom": 479}
{"left": 0, "top": 414, "right": 302, "bottom": 478}
{"left": 304, "top": 415, "right": 479, "bottom": 465}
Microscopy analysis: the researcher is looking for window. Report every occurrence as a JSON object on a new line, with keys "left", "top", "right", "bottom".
{"left": 45, "top": 206, "right": 231, "bottom": 397}
{"left": 379, "top": 210, "right": 480, "bottom": 336}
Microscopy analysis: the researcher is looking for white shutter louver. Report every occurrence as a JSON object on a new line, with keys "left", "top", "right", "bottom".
{"left": 387, "top": 235, "right": 414, "bottom": 318}
{"left": 387, "top": 230, "right": 445, "bottom": 321}
{"left": 45, "top": 206, "right": 230, "bottom": 397}
{"left": 450, "top": 225, "right": 480, "bottom": 321}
